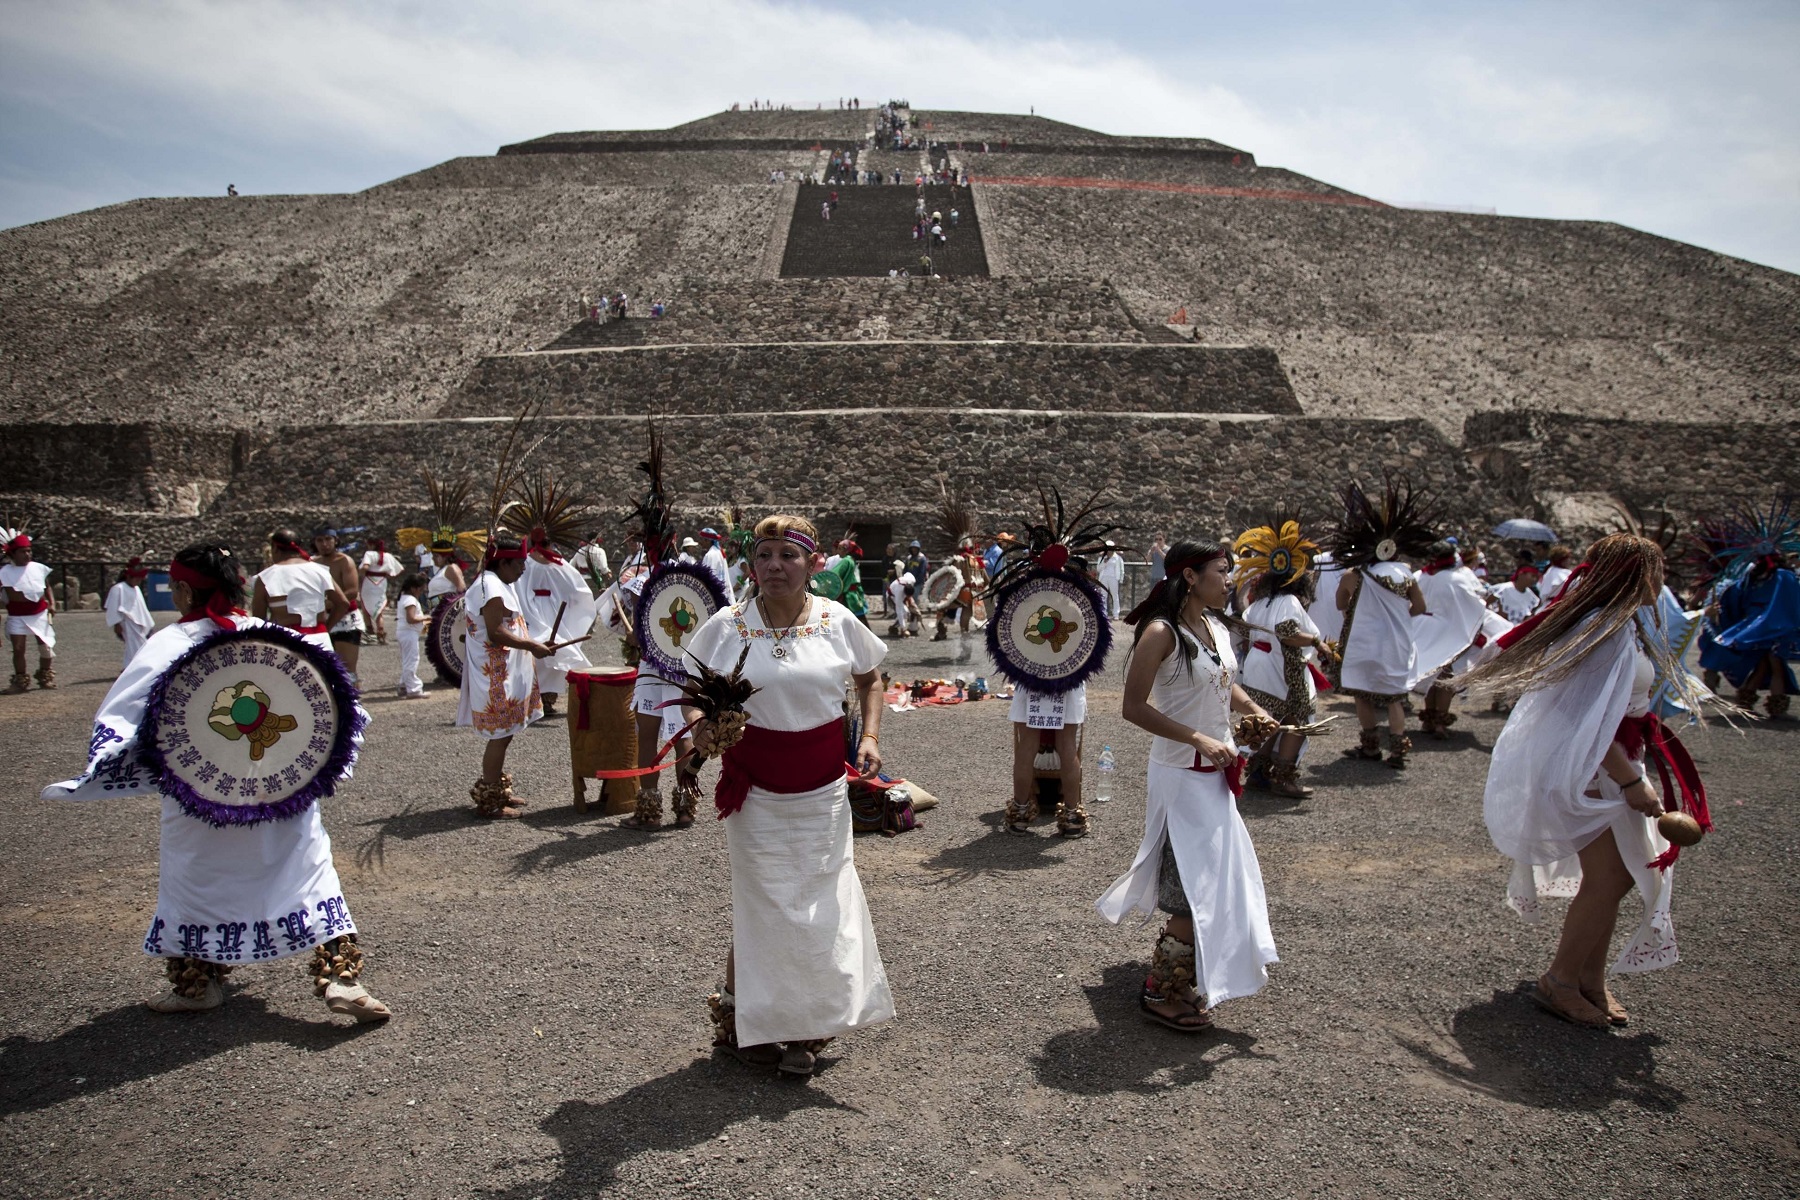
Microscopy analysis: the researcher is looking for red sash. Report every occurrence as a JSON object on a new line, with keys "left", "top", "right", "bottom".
{"left": 1615, "top": 712, "right": 1711, "bottom": 870}
{"left": 6, "top": 597, "right": 49, "bottom": 616}
{"left": 716, "top": 718, "right": 853, "bottom": 819}
{"left": 1189, "top": 752, "right": 1246, "bottom": 797}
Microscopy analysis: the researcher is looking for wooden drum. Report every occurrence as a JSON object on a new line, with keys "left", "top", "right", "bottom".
{"left": 567, "top": 668, "right": 640, "bottom": 814}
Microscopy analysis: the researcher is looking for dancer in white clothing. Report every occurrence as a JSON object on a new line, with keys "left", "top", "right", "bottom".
{"left": 2, "top": 527, "right": 56, "bottom": 692}
{"left": 501, "top": 475, "right": 599, "bottom": 719}
{"left": 394, "top": 573, "right": 428, "bottom": 697}
{"left": 687, "top": 513, "right": 891, "bottom": 1077}
{"left": 1232, "top": 517, "right": 1332, "bottom": 797}
{"left": 43, "top": 544, "right": 389, "bottom": 1021}
{"left": 459, "top": 534, "right": 561, "bottom": 818}
{"left": 1099, "top": 540, "right": 1280, "bottom": 1032}
{"left": 1326, "top": 477, "right": 1437, "bottom": 769}
{"left": 358, "top": 539, "right": 403, "bottom": 645}
{"left": 251, "top": 529, "right": 350, "bottom": 653}
{"left": 104, "top": 557, "right": 157, "bottom": 669}
{"left": 1457, "top": 534, "right": 1713, "bottom": 1028}
{"left": 1409, "top": 540, "right": 1492, "bottom": 740}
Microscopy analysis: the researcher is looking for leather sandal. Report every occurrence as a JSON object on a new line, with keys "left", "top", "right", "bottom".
{"left": 324, "top": 980, "right": 392, "bottom": 1023}
{"left": 777, "top": 1044, "right": 818, "bottom": 1076}
{"left": 1582, "top": 986, "right": 1629, "bottom": 1027}
{"left": 1139, "top": 991, "right": 1213, "bottom": 1033}
{"left": 1531, "top": 972, "right": 1609, "bottom": 1028}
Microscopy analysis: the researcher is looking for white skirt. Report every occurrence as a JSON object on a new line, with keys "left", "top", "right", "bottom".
{"left": 1096, "top": 760, "right": 1277, "bottom": 1005}
{"left": 726, "top": 777, "right": 895, "bottom": 1045}
{"left": 147, "top": 799, "right": 355, "bottom": 964}
{"left": 1502, "top": 771, "right": 1678, "bottom": 975}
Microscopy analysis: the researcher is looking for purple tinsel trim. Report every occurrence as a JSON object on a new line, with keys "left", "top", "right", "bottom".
{"left": 633, "top": 562, "right": 729, "bottom": 682}
{"left": 984, "top": 567, "right": 1115, "bottom": 696}
{"left": 425, "top": 592, "right": 464, "bottom": 685}
{"left": 141, "top": 623, "right": 367, "bottom": 828}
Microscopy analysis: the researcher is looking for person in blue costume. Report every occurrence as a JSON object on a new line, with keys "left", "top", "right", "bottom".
{"left": 1695, "top": 499, "right": 1800, "bottom": 720}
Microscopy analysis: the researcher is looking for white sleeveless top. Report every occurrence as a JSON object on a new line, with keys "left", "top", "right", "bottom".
{"left": 1147, "top": 613, "right": 1238, "bottom": 768}
{"left": 257, "top": 560, "right": 332, "bottom": 626}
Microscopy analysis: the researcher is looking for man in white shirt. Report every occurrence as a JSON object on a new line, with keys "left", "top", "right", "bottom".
{"left": 104, "top": 557, "right": 157, "bottom": 669}
{"left": 1491, "top": 566, "right": 1543, "bottom": 623}
{"left": 677, "top": 537, "right": 700, "bottom": 565}
{"left": 2, "top": 530, "right": 56, "bottom": 691}
{"left": 1096, "top": 541, "right": 1126, "bottom": 619}
{"left": 698, "top": 528, "right": 731, "bottom": 596}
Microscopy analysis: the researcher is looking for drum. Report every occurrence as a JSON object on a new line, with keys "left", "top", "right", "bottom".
{"left": 426, "top": 592, "right": 466, "bottom": 685}
{"left": 567, "top": 668, "right": 639, "bottom": 813}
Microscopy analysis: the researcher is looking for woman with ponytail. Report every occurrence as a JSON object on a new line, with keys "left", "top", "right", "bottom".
{"left": 1096, "top": 541, "right": 1281, "bottom": 1032}
{"left": 1457, "top": 533, "right": 1713, "bottom": 1028}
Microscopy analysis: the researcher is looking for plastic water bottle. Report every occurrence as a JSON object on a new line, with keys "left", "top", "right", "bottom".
{"left": 1095, "top": 745, "right": 1116, "bottom": 803}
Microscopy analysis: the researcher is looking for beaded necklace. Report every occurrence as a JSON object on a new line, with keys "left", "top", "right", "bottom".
{"left": 757, "top": 593, "right": 812, "bottom": 660}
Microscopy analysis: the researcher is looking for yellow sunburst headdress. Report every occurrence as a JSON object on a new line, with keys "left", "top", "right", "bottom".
{"left": 1233, "top": 515, "right": 1318, "bottom": 589}
{"left": 396, "top": 469, "right": 488, "bottom": 561}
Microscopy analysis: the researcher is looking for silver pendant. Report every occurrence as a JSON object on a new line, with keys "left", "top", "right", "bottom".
{"left": 771, "top": 646, "right": 787, "bottom": 659}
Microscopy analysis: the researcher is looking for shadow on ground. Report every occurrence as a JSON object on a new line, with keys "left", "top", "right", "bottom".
{"left": 479, "top": 1056, "right": 860, "bottom": 1197}
{"left": 1031, "top": 964, "right": 1274, "bottom": 1095}
{"left": 919, "top": 810, "right": 1071, "bottom": 885}
{"left": 353, "top": 802, "right": 472, "bottom": 870}
{"left": 0, "top": 997, "right": 377, "bottom": 1116}
{"left": 1394, "top": 983, "right": 1684, "bottom": 1111}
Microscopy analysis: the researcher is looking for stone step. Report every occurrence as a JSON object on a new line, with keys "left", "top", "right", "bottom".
{"left": 781, "top": 183, "right": 987, "bottom": 278}
{"left": 442, "top": 340, "right": 1301, "bottom": 419}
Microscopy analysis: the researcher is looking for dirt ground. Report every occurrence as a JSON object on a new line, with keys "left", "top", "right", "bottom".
{"left": 1, "top": 613, "right": 1796, "bottom": 1199}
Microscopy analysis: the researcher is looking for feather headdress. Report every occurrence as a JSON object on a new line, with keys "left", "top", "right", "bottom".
{"left": 499, "top": 472, "right": 593, "bottom": 557}
{"left": 985, "top": 484, "right": 1125, "bottom": 596}
{"left": 1324, "top": 474, "right": 1439, "bottom": 569}
{"left": 1233, "top": 512, "right": 1318, "bottom": 589}
{"left": 938, "top": 478, "right": 978, "bottom": 550}
{"left": 631, "top": 425, "right": 677, "bottom": 563}
{"left": 395, "top": 469, "right": 486, "bottom": 560}
{"left": 718, "top": 503, "right": 753, "bottom": 558}
{"left": 1704, "top": 494, "right": 1799, "bottom": 585}
{"left": 1608, "top": 498, "right": 1684, "bottom": 587}
{"left": 0, "top": 517, "right": 30, "bottom": 554}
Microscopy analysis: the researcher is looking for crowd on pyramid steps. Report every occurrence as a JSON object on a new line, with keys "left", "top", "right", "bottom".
{"left": 11, "top": 457, "right": 1796, "bottom": 1073}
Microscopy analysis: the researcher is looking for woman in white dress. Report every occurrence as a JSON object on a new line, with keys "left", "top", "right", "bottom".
{"left": 358, "top": 538, "right": 403, "bottom": 645}
{"left": 457, "top": 533, "right": 555, "bottom": 819}
{"left": 685, "top": 514, "right": 891, "bottom": 1077}
{"left": 1098, "top": 541, "right": 1281, "bottom": 1032}
{"left": 42, "top": 544, "right": 388, "bottom": 1021}
{"left": 1457, "top": 533, "right": 1712, "bottom": 1028}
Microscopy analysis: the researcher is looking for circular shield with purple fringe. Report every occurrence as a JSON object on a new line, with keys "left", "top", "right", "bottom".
{"left": 140, "top": 624, "right": 365, "bottom": 828}
{"left": 984, "top": 568, "right": 1112, "bottom": 695}
{"left": 634, "top": 562, "right": 728, "bottom": 681}
{"left": 426, "top": 591, "right": 465, "bottom": 685}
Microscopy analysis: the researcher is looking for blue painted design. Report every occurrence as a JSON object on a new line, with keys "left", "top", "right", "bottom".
{"left": 294, "top": 752, "right": 317, "bottom": 771}
{"left": 238, "top": 777, "right": 261, "bottom": 799}
{"left": 165, "top": 727, "right": 189, "bottom": 748}
{"left": 144, "top": 916, "right": 166, "bottom": 955}
{"left": 177, "top": 747, "right": 201, "bottom": 768}
{"left": 316, "top": 895, "right": 352, "bottom": 937}
{"left": 215, "top": 772, "right": 238, "bottom": 797}
{"left": 250, "top": 921, "right": 277, "bottom": 960}
{"left": 281, "top": 765, "right": 301, "bottom": 787}
{"left": 176, "top": 923, "right": 210, "bottom": 956}
{"left": 195, "top": 762, "right": 218, "bottom": 782}
{"left": 276, "top": 908, "right": 315, "bottom": 951}
{"left": 214, "top": 921, "right": 248, "bottom": 960}
{"left": 215, "top": 644, "right": 239, "bottom": 667}
{"left": 307, "top": 734, "right": 329, "bottom": 754}
{"left": 87, "top": 723, "right": 124, "bottom": 760}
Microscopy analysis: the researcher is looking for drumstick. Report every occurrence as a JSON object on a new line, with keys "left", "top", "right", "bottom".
{"left": 549, "top": 601, "right": 566, "bottom": 645}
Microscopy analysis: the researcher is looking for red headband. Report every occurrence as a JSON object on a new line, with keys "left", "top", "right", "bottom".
{"left": 273, "top": 538, "right": 311, "bottom": 561}
{"left": 485, "top": 543, "right": 528, "bottom": 563}
{"left": 169, "top": 562, "right": 245, "bottom": 630}
{"left": 5, "top": 534, "right": 31, "bottom": 553}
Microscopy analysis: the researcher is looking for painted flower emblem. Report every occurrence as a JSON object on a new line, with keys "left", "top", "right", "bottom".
{"left": 207, "top": 681, "right": 299, "bottom": 762}
{"left": 1023, "top": 603, "right": 1078, "bottom": 653}
{"left": 659, "top": 595, "right": 698, "bottom": 646}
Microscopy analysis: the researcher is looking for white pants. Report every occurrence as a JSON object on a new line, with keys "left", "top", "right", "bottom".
{"left": 1101, "top": 581, "right": 1122, "bottom": 619}
{"left": 398, "top": 635, "right": 423, "bottom": 695}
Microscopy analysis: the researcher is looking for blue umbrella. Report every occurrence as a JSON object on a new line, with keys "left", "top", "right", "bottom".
{"left": 1491, "top": 518, "right": 1557, "bottom": 543}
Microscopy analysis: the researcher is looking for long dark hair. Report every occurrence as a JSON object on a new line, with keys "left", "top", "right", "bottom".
{"left": 173, "top": 543, "right": 247, "bottom": 608}
{"left": 1129, "top": 540, "right": 1246, "bottom": 674}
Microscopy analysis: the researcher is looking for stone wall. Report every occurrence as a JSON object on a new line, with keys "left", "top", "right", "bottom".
{"left": 441, "top": 341, "right": 1302, "bottom": 418}
{"left": 965, "top": 154, "right": 1355, "bottom": 198}
{"left": 541, "top": 278, "right": 1150, "bottom": 348}
{"left": 4, "top": 423, "right": 255, "bottom": 514}
{"left": 373, "top": 150, "right": 823, "bottom": 191}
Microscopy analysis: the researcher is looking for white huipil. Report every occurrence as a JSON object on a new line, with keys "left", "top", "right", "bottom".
{"left": 1, "top": 559, "right": 56, "bottom": 649}
{"left": 105, "top": 580, "right": 156, "bottom": 667}
{"left": 1239, "top": 593, "right": 1321, "bottom": 710}
{"left": 686, "top": 595, "right": 895, "bottom": 1047}
{"left": 456, "top": 570, "right": 541, "bottom": 739}
{"left": 358, "top": 550, "right": 401, "bottom": 621}
{"left": 1338, "top": 560, "right": 1417, "bottom": 696}
{"left": 518, "top": 556, "right": 597, "bottom": 697}
{"left": 255, "top": 561, "right": 335, "bottom": 651}
{"left": 42, "top": 616, "right": 365, "bottom": 964}
{"left": 1096, "top": 615, "right": 1278, "bottom": 1006}
{"left": 1408, "top": 563, "right": 1490, "bottom": 694}
{"left": 1306, "top": 553, "right": 1345, "bottom": 645}
{"left": 1485, "top": 617, "right": 1678, "bottom": 973}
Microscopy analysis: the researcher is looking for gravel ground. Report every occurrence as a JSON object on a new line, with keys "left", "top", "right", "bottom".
{"left": 2, "top": 614, "right": 1797, "bottom": 1199}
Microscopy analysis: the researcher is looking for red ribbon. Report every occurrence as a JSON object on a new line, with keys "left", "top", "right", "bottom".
{"left": 567, "top": 669, "right": 636, "bottom": 731}
{"left": 715, "top": 718, "right": 854, "bottom": 819}
{"left": 1190, "top": 752, "right": 1246, "bottom": 797}
{"left": 6, "top": 597, "right": 49, "bottom": 616}
{"left": 1307, "top": 662, "right": 1333, "bottom": 691}
{"left": 1615, "top": 712, "right": 1711, "bottom": 870}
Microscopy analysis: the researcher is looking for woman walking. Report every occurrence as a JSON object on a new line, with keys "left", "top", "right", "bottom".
{"left": 1097, "top": 541, "right": 1280, "bottom": 1031}
{"left": 685, "top": 514, "right": 892, "bottom": 1076}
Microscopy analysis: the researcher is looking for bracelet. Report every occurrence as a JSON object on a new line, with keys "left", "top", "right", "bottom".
{"left": 1616, "top": 774, "right": 1648, "bottom": 789}
{"left": 860, "top": 732, "right": 879, "bottom": 744}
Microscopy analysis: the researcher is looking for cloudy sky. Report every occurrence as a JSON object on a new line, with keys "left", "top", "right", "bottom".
{"left": 3, "top": 0, "right": 1797, "bottom": 272}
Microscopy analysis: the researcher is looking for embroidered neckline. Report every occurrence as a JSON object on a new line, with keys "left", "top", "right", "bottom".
{"left": 732, "top": 597, "right": 834, "bottom": 645}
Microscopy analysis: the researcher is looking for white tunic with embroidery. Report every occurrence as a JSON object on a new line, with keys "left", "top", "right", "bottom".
{"left": 105, "top": 580, "right": 156, "bottom": 667}
{"left": 1486, "top": 618, "right": 1677, "bottom": 973}
{"left": 456, "top": 570, "right": 541, "bottom": 740}
{"left": 1096, "top": 615, "right": 1278, "bottom": 1006}
{"left": 686, "top": 595, "right": 894, "bottom": 1046}
{"left": 41, "top": 616, "right": 362, "bottom": 964}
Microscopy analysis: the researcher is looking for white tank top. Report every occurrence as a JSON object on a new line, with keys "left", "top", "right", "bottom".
{"left": 1147, "top": 613, "right": 1239, "bottom": 768}
{"left": 258, "top": 560, "right": 330, "bottom": 626}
